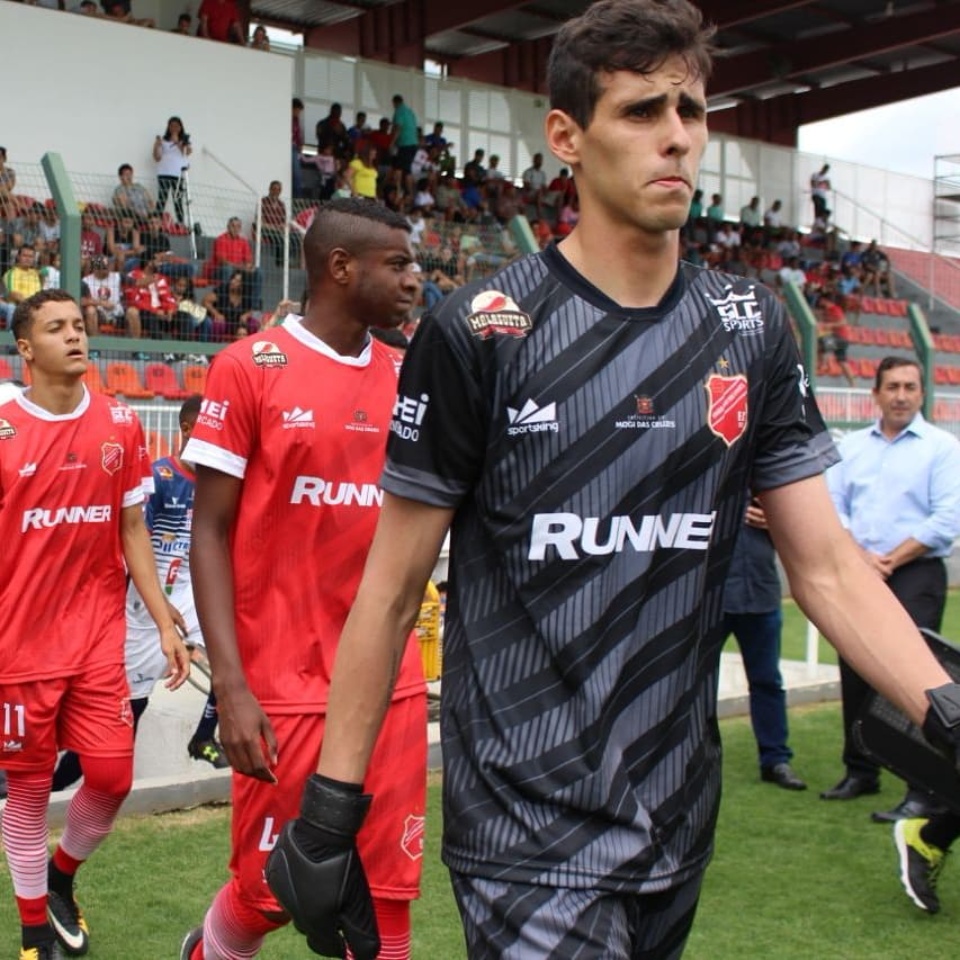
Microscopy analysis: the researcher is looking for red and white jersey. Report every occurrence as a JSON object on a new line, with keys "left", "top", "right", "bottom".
{"left": 183, "top": 316, "right": 424, "bottom": 714}
{"left": 0, "top": 388, "right": 151, "bottom": 682}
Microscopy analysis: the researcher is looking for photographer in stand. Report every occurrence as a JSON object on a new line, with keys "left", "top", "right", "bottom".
{"left": 154, "top": 116, "right": 193, "bottom": 225}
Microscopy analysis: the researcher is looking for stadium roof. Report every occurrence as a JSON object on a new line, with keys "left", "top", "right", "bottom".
{"left": 252, "top": 0, "right": 960, "bottom": 145}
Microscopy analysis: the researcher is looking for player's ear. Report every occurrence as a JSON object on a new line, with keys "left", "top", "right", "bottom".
{"left": 328, "top": 247, "right": 352, "bottom": 286}
{"left": 15, "top": 336, "right": 32, "bottom": 362}
{"left": 545, "top": 109, "right": 581, "bottom": 170}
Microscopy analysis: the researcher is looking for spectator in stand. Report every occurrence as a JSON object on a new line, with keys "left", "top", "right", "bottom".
{"left": 391, "top": 94, "right": 420, "bottom": 180}
{"left": 347, "top": 144, "right": 379, "bottom": 201}
{"left": 464, "top": 149, "right": 487, "bottom": 185}
{"left": 170, "top": 275, "right": 213, "bottom": 342}
{"left": 412, "top": 178, "right": 435, "bottom": 216}
{"left": 740, "top": 196, "right": 762, "bottom": 230}
{"left": 172, "top": 12, "right": 192, "bottom": 34}
{"left": 777, "top": 228, "right": 801, "bottom": 261}
{"left": 521, "top": 152, "right": 548, "bottom": 216}
{"left": 125, "top": 257, "right": 176, "bottom": 339}
{"left": 82, "top": 255, "right": 125, "bottom": 335}
{"left": 257, "top": 180, "right": 296, "bottom": 267}
{"left": 714, "top": 221, "right": 741, "bottom": 252}
{"left": 291, "top": 98, "right": 305, "bottom": 199}
{"left": 406, "top": 208, "right": 425, "bottom": 247}
{"left": 811, "top": 163, "right": 831, "bottom": 223}
{"left": 0, "top": 149, "right": 15, "bottom": 206}
{"left": 382, "top": 167, "right": 408, "bottom": 215}
{"left": 424, "top": 122, "right": 447, "bottom": 151}
{"left": 198, "top": 0, "right": 243, "bottom": 43}
{"left": 556, "top": 193, "right": 580, "bottom": 237}
{"left": 348, "top": 111, "right": 370, "bottom": 148}
{"left": 548, "top": 168, "right": 577, "bottom": 207}
{"left": 316, "top": 103, "right": 353, "bottom": 163}
{"left": 102, "top": 1, "right": 155, "bottom": 28}
{"left": 862, "top": 239, "right": 897, "bottom": 297}
{"left": 817, "top": 292, "right": 854, "bottom": 385}
{"left": 370, "top": 117, "right": 394, "bottom": 169}
{"left": 311, "top": 143, "right": 338, "bottom": 201}
{"left": 113, "top": 163, "right": 154, "bottom": 222}
{"left": 486, "top": 154, "right": 506, "bottom": 183}
{"left": 764, "top": 199, "right": 784, "bottom": 238}
{"left": 142, "top": 212, "right": 196, "bottom": 282}
{"left": 10, "top": 203, "right": 43, "bottom": 252}
{"left": 250, "top": 23, "right": 270, "bottom": 50}
{"left": 75, "top": 1, "right": 103, "bottom": 16}
{"left": 841, "top": 239, "right": 864, "bottom": 274}
{"left": 706, "top": 192, "right": 724, "bottom": 235}
{"left": 777, "top": 256, "right": 807, "bottom": 291}
{"left": 411, "top": 144, "right": 438, "bottom": 183}
{"left": 209, "top": 217, "right": 262, "bottom": 309}
{"left": 38, "top": 205, "right": 60, "bottom": 253}
{"left": 436, "top": 174, "right": 466, "bottom": 222}
{"left": 154, "top": 116, "right": 192, "bottom": 224}
{"left": 212, "top": 269, "right": 260, "bottom": 339}
{"left": 0, "top": 246, "right": 42, "bottom": 328}
{"left": 837, "top": 264, "right": 861, "bottom": 299}
{"left": 494, "top": 180, "right": 520, "bottom": 224}
{"left": 107, "top": 214, "right": 145, "bottom": 272}
{"left": 80, "top": 210, "right": 104, "bottom": 272}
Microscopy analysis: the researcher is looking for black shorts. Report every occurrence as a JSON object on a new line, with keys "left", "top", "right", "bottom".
{"left": 394, "top": 145, "right": 418, "bottom": 173}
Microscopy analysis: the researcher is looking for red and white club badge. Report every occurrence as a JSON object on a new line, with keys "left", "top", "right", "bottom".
{"left": 400, "top": 813, "right": 425, "bottom": 861}
{"left": 101, "top": 441, "right": 124, "bottom": 475}
{"left": 705, "top": 374, "right": 748, "bottom": 446}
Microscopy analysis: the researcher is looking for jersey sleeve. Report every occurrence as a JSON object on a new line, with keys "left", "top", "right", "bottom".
{"left": 380, "top": 313, "right": 487, "bottom": 507}
{"left": 182, "top": 351, "right": 257, "bottom": 479}
{"left": 122, "top": 410, "right": 150, "bottom": 508}
{"left": 750, "top": 299, "right": 840, "bottom": 491}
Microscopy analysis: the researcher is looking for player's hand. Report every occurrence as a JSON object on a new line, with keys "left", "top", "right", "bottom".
{"left": 266, "top": 775, "right": 379, "bottom": 960}
{"left": 216, "top": 684, "right": 278, "bottom": 783}
{"left": 922, "top": 683, "right": 960, "bottom": 772}
{"left": 744, "top": 502, "right": 767, "bottom": 529}
{"left": 862, "top": 550, "right": 892, "bottom": 579}
{"left": 160, "top": 623, "right": 191, "bottom": 690}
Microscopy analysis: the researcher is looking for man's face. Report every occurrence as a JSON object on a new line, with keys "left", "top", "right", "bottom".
{"left": 556, "top": 58, "right": 707, "bottom": 237}
{"left": 16, "top": 248, "right": 36, "bottom": 269}
{"left": 120, "top": 217, "right": 134, "bottom": 231}
{"left": 269, "top": 183, "right": 282, "bottom": 199}
{"left": 874, "top": 364, "right": 923, "bottom": 434}
{"left": 148, "top": 216, "right": 163, "bottom": 233}
{"left": 228, "top": 219, "right": 242, "bottom": 237}
{"left": 18, "top": 300, "right": 88, "bottom": 375}
{"left": 533, "top": 153, "right": 542, "bottom": 169}
{"left": 120, "top": 168, "right": 133, "bottom": 184}
{"left": 351, "top": 228, "right": 419, "bottom": 329}
{"left": 81, "top": 213, "right": 94, "bottom": 230}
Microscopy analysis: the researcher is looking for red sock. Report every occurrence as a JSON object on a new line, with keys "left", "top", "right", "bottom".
{"left": 52, "top": 847, "right": 83, "bottom": 877}
{"left": 15, "top": 895, "right": 47, "bottom": 927}
{"left": 372, "top": 898, "right": 411, "bottom": 960}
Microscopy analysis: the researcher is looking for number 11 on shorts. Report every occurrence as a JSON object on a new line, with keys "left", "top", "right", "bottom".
{"left": 3, "top": 702, "right": 25, "bottom": 738}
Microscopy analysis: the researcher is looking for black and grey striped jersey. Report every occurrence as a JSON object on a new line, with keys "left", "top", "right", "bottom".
{"left": 383, "top": 245, "right": 837, "bottom": 892}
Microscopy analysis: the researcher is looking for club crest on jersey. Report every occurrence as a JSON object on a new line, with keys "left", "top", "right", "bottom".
{"left": 119, "top": 698, "right": 134, "bottom": 728}
{"left": 251, "top": 340, "right": 288, "bottom": 367}
{"left": 464, "top": 290, "right": 532, "bottom": 339}
{"left": 101, "top": 441, "right": 124, "bottom": 475}
{"left": 707, "top": 285, "right": 764, "bottom": 335}
{"left": 400, "top": 814, "right": 425, "bottom": 861}
{"left": 157, "top": 464, "right": 174, "bottom": 480}
{"left": 705, "top": 374, "right": 748, "bottom": 446}
{"left": 0, "top": 418, "right": 16, "bottom": 440}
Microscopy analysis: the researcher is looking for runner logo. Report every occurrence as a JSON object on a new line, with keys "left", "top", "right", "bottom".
{"left": 506, "top": 399, "right": 559, "bottom": 436}
{"left": 21, "top": 504, "right": 112, "bottom": 533}
{"left": 282, "top": 407, "right": 315, "bottom": 429}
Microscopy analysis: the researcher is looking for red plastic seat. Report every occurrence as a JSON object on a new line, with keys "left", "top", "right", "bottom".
{"left": 934, "top": 365, "right": 950, "bottom": 385}
{"left": 182, "top": 364, "right": 207, "bottom": 396}
{"left": 144, "top": 363, "right": 189, "bottom": 400}
{"left": 948, "top": 367, "right": 960, "bottom": 387}
{"left": 0, "top": 357, "right": 13, "bottom": 380}
{"left": 105, "top": 362, "right": 154, "bottom": 399}
{"left": 873, "top": 328, "right": 892, "bottom": 347}
{"left": 82, "top": 363, "right": 113, "bottom": 395}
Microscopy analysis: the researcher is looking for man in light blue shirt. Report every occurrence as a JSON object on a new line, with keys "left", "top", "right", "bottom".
{"left": 824, "top": 356, "right": 960, "bottom": 828}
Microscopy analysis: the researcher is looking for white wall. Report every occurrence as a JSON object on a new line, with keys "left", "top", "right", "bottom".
{"left": 3, "top": 1, "right": 291, "bottom": 228}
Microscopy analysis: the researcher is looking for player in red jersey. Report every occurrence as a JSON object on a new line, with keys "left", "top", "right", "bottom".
{"left": 0, "top": 289, "right": 190, "bottom": 960}
{"left": 179, "top": 198, "right": 425, "bottom": 960}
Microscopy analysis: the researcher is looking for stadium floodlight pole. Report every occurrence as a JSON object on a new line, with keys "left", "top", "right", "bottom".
{"left": 41, "top": 152, "right": 81, "bottom": 302}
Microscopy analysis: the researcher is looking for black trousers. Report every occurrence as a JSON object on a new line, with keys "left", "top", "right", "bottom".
{"left": 840, "top": 557, "right": 947, "bottom": 778}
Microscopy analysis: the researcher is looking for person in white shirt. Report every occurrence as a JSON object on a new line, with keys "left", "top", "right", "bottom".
{"left": 153, "top": 116, "right": 193, "bottom": 224}
{"left": 777, "top": 256, "right": 807, "bottom": 288}
{"left": 82, "top": 256, "right": 125, "bottom": 334}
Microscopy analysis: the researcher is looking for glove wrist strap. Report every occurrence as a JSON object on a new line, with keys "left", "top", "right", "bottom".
{"left": 301, "top": 774, "right": 371, "bottom": 837}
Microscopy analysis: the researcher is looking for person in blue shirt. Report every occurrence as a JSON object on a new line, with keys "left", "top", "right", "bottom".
{"left": 824, "top": 355, "right": 960, "bottom": 909}
{"left": 722, "top": 499, "right": 806, "bottom": 790}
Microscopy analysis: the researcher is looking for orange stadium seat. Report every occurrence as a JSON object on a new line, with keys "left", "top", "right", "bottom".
{"left": 182, "top": 364, "right": 207, "bottom": 396}
{"left": 144, "top": 363, "right": 189, "bottom": 400}
{"left": 0, "top": 357, "right": 14, "bottom": 380}
{"left": 889, "top": 299, "right": 908, "bottom": 318}
{"left": 82, "top": 363, "right": 113, "bottom": 395}
{"left": 873, "top": 328, "right": 892, "bottom": 347}
{"left": 934, "top": 365, "right": 950, "bottom": 386}
{"left": 889, "top": 330, "right": 911, "bottom": 349}
{"left": 146, "top": 430, "right": 173, "bottom": 461}
{"left": 105, "top": 362, "right": 154, "bottom": 399}
{"left": 859, "top": 296, "right": 877, "bottom": 314}
{"left": 948, "top": 367, "right": 960, "bottom": 387}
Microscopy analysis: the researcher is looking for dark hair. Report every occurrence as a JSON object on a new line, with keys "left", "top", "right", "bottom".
{"left": 118, "top": 163, "right": 133, "bottom": 176}
{"left": 164, "top": 116, "right": 188, "bottom": 141}
{"left": 0, "top": 147, "right": 6, "bottom": 160}
{"left": 12, "top": 289, "right": 77, "bottom": 341}
{"left": 180, "top": 394, "right": 202, "bottom": 421}
{"left": 547, "top": 0, "right": 715, "bottom": 129}
{"left": 292, "top": 97, "right": 304, "bottom": 110}
{"left": 303, "top": 198, "right": 411, "bottom": 284}
{"left": 875, "top": 356, "right": 922, "bottom": 392}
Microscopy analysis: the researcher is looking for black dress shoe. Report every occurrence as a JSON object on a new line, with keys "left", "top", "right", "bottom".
{"left": 761, "top": 763, "right": 807, "bottom": 791}
{"left": 819, "top": 775, "right": 881, "bottom": 800}
{"left": 870, "top": 797, "right": 947, "bottom": 823}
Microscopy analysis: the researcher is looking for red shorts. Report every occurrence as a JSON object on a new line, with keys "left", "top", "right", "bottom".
{"left": 0, "top": 661, "right": 134, "bottom": 773}
{"left": 230, "top": 693, "right": 427, "bottom": 911}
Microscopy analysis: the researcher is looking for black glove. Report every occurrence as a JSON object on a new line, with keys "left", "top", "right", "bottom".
{"left": 922, "top": 682, "right": 960, "bottom": 771}
{"left": 265, "top": 774, "right": 380, "bottom": 959}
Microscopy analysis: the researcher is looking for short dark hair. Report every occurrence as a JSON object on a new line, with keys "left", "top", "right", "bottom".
{"left": 547, "top": 0, "right": 715, "bottom": 129}
{"left": 12, "top": 289, "right": 77, "bottom": 341}
{"left": 292, "top": 97, "right": 304, "bottom": 110}
{"left": 180, "top": 394, "right": 202, "bottom": 421}
{"left": 875, "top": 356, "right": 922, "bottom": 392}
{"left": 118, "top": 163, "right": 133, "bottom": 176}
{"left": 303, "top": 198, "right": 411, "bottom": 283}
